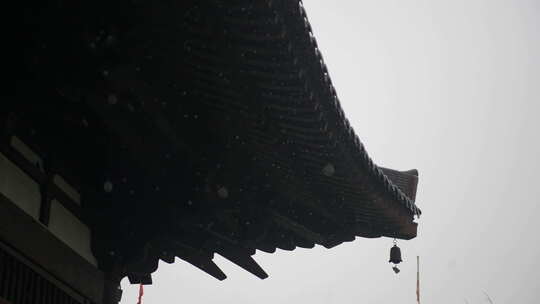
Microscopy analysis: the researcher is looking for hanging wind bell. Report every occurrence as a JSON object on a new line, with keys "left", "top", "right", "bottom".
{"left": 389, "top": 239, "right": 402, "bottom": 274}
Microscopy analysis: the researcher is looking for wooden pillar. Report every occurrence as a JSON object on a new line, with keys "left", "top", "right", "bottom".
{"left": 38, "top": 158, "right": 53, "bottom": 226}
{"left": 0, "top": 112, "right": 15, "bottom": 147}
{"left": 102, "top": 261, "right": 124, "bottom": 304}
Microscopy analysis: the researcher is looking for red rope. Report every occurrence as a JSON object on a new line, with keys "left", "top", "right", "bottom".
{"left": 136, "top": 284, "right": 144, "bottom": 304}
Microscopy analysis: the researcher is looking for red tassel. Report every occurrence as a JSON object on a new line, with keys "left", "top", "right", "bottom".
{"left": 136, "top": 284, "right": 144, "bottom": 304}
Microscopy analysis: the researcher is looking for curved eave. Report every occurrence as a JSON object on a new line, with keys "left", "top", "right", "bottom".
{"left": 277, "top": 0, "right": 421, "bottom": 218}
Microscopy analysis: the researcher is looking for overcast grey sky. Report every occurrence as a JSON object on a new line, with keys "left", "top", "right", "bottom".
{"left": 121, "top": 1, "right": 540, "bottom": 303}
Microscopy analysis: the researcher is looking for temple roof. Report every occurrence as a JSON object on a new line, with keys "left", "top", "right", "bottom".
{"left": 7, "top": 0, "right": 421, "bottom": 282}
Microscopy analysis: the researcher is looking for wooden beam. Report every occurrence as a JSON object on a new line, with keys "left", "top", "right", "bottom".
{"left": 256, "top": 244, "right": 276, "bottom": 254}
{"left": 0, "top": 194, "right": 104, "bottom": 303}
{"left": 0, "top": 143, "right": 82, "bottom": 221}
{"left": 176, "top": 254, "right": 227, "bottom": 281}
{"left": 216, "top": 244, "right": 268, "bottom": 279}
{"left": 170, "top": 244, "right": 227, "bottom": 281}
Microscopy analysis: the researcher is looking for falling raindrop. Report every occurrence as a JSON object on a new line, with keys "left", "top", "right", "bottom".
{"left": 217, "top": 186, "right": 229, "bottom": 199}
{"left": 105, "top": 35, "right": 115, "bottom": 45}
{"left": 322, "top": 163, "right": 335, "bottom": 176}
{"left": 104, "top": 181, "right": 113, "bottom": 192}
{"left": 107, "top": 94, "right": 118, "bottom": 105}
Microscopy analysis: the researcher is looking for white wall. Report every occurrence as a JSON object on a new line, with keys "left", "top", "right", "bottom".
{"left": 0, "top": 153, "right": 41, "bottom": 220}
{"left": 1, "top": 136, "right": 97, "bottom": 267}
{"left": 48, "top": 200, "right": 97, "bottom": 266}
